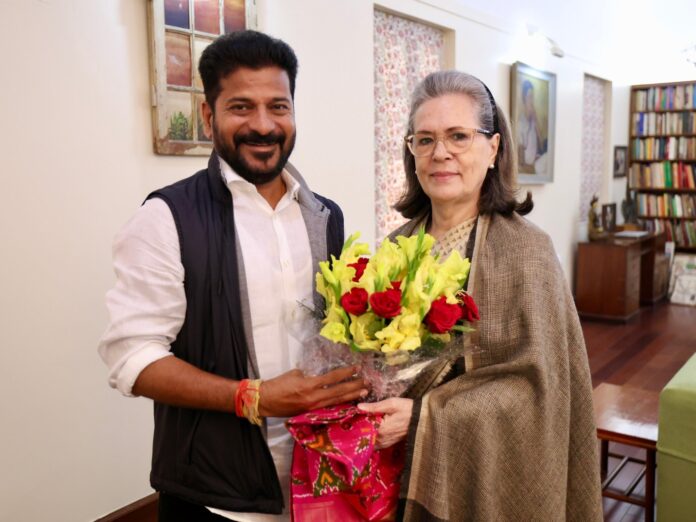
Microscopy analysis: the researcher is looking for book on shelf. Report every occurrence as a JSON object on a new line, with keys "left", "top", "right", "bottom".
{"left": 634, "top": 84, "right": 696, "bottom": 111}
{"left": 632, "top": 111, "right": 696, "bottom": 136}
{"left": 631, "top": 136, "right": 696, "bottom": 160}
{"left": 635, "top": 193, "right": 696, "bottom": 218}
{"left": 642, "top": 219, "right": 696, "bottom": 247}
{"left": 631, "top": 81, "right": 696, "bottom": 252}
{"left": 629, "top": 161, "right": 696, "bottom": 189}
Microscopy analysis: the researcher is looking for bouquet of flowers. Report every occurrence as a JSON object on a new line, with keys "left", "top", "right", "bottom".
{"left": 287, "top": 229, "right": 480, "bottom": 521}
{"left": 299, "top": 228, "right": 479, "bottom": 399}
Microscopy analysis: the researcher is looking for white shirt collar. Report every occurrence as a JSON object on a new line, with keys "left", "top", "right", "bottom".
{"left": 218, "top": 154, "right": 301, "bottom": 201}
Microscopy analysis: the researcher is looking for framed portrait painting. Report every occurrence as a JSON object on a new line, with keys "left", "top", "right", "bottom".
{"left": 613, "top": 145, "right": 628, "bottom": 177}
{"left": 147, "top": 0, "right": 256, "bottom": 155}
{"left": 510, "top": 62, "right": 557, "bottom": 184}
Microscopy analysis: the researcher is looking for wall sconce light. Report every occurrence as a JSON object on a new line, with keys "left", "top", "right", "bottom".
{"left": 527, "top": 23, "right": 565, "bottom": 58}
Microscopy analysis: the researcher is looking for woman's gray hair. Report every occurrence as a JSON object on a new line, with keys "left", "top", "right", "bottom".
{"left": 406, "top": 70, "right": 496, "bottom": 136}
{"left": 394, "top": 70, "right": 533, "bottom": 220}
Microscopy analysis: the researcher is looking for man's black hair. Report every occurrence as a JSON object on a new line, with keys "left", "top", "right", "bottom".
{"left": 198, "top": 30, "right": 298, "bottom": 111}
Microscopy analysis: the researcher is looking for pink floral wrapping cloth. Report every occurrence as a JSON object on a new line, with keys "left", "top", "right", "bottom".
{"left": 286, "top": 404, "right": 404, "bottom": 521}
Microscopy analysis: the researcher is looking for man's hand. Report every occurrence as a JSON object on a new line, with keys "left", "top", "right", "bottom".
{"left": 358, "top": 398, "right": 413, "bottom": 449}
{"left": 259, "top": 366, "right": 368, "bottom": 417}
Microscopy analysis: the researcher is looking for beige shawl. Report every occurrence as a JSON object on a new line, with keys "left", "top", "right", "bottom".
{"left": 391, "top": 213, "right": 602, "bottom": 522}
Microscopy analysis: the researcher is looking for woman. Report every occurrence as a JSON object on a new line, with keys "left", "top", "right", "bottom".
{"left": 359, "top": 71, "right": 602, "bottom": 521}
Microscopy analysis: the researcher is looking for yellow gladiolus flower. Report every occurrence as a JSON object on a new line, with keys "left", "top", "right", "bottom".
{"left": 316, "top": 272, "right": 335, "bottom": 307}
{"left": 320, "top": 322, "right": 348, "bottom": 344}
{"left": 340, "top": 232, "right": 371, "bottom": 264}
{"left": 399, "top": 335, "right": 422, "bottom": 352}
{"left": 325, "top": 304, "right": 346, "bottom": 325}
{"left": 329, "top": 258, "right": 358, "bottom": 295}
{"left": 370, "top": 239, "right": 407, "bottom": 289}
{"left": 375, "top": 312, "right": 422, "bottom": 353}
{"left": 349, "top": 312, "right": 381, "bottom": 351}
{"left": 395, "top": 230, "right": 435, "bottom": 263}
{"left": 319, "top": 259, "right": 338, "bottom": 287}
{"left": 429, "top": 251, "right": 471, "bottom": 301}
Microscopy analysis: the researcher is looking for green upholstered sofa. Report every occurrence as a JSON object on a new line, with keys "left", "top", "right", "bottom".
{"left": 657, "top": 354, "right": 696, "bottom": 521}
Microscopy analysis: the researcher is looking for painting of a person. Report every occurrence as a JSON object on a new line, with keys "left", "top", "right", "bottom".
{"left": 517, "top": 78, "right": 550, "bottom": 177}
{"left": 518, "top": 79, "right": 543, "bottom": 167}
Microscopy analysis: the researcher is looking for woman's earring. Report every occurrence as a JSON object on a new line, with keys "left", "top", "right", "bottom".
{"left": 489, "top": 164, "right": 495, "bottom": 169}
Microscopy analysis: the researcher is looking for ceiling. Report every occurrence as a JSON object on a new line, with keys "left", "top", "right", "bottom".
{"left": 452, "top": 0, "right": 696, "bottom": 84}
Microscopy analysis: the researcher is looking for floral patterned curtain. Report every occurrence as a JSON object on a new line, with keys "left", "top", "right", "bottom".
{"left": 374, "top": 11, "right": 444, "bottom": 241}
{"left": 580, "top": 75, "right": 609, "bottom": 226}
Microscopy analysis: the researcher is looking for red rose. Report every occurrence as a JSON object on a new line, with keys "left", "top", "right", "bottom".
{"left": 347, "top": 257, "right": 370, "bottom": 282}
{"left": 340, "top": 287, "right": 369, "bottom": 315}
{"left": 369, "top": 288, "right": 402, "bottom": 319}
{"left": 459, "top": 293, "right": 480, "bottom": 322}
{"left": 425, "top": 296, "right": 463, "bottom": 333}
{"left": 390, "top": 280, "right": 401, "bottom": 291}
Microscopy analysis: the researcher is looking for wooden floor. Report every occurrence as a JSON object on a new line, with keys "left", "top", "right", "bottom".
{"left": 582, "top": 300, "right": 696, "bottom": 522}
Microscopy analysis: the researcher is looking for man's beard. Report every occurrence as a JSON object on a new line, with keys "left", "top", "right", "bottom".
{"left": 212, "top": 122, "right": 296, "bottom": 185}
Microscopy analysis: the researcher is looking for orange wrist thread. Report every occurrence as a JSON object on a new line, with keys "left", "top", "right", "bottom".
{"left": 234, "top": 379, "right": 262, "bottom": 426}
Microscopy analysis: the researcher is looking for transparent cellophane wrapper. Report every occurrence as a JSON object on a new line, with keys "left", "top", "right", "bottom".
{"left": 291, "top": 310, "right": 479, "bottom": 401}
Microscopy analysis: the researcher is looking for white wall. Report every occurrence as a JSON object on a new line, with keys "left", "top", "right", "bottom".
{"left": 0, "top": 0, "right": 691, "bottom": 520}
{"left": 259, "top": 0, "right": 377, "bottom": 246}
{"left": 0, "top": 1, "right": 200, "bottom": 520}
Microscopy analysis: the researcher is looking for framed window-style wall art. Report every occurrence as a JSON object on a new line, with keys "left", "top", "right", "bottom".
{"left": 510, "top": 61, "right": 557, "bottom": 184}
{"left": 147, "top": 0, "right": 256, "bottom": 155}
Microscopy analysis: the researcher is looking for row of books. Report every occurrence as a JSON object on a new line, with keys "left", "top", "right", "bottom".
{"left": 631, "top": 111, "right": 696, "bottom": 136}
{"left": 633, "top": 84, "right": 696, "bottom": 111}
{"left": 636, "top": 193, "right": 696, "bottom": 218}
{"left": 629, "top": 161, "right": 696, "bottom": 189}
{"left": 642, "top": 218, "right": 696, "bottom": 247}
{"left": 632, "top": 137, "right": 696, "bottom": 160}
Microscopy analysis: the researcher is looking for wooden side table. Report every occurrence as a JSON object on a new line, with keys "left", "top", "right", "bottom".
{"left": 575, "top": 232, "right": 667, "bottom": 321}
{"left": 593, "top": 383, "right": 659, "bottom": 522}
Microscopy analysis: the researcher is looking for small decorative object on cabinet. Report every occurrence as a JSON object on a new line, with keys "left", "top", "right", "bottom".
{"left": 629, "top": 80, "right": 696, "bottom": 252}
{"left": 588, "top": 194, "right": 606, "bottom": 240}
{"left": 602, "top": 203, "right": 617, "bottom": 232}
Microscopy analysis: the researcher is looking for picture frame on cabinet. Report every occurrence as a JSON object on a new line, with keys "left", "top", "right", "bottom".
{"left": 147, "top": 0, "right": 256, "bottom": 156}
{"left": 614, "top": 146, "right": 628, "bottom": 178}
{"left": 510, "top": 61, "right": 556, "bottom": 184}
{"left": 602, "top": 203, "right": 617, "bottom": 232}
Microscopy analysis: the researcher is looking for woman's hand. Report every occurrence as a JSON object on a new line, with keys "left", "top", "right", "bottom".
{"left": 358, "top": 398, "right": 413, "bottom": 449}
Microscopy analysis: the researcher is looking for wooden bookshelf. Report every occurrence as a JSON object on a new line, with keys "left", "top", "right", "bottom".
{"left": 629, "top": 80, "right": 696, "bottom": 251}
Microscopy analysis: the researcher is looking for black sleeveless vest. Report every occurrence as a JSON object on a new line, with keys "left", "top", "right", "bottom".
{"left": 145, "top": 154, "right": 343, "bottom": 512}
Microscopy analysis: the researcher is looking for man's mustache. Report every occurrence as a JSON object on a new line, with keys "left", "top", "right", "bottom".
{"left": 234, "top": 131, "right": 285, "bottom": 147}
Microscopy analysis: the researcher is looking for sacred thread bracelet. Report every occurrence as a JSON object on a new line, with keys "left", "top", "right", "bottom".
{"left": 235, "top": 379, "right": 263, "bottom": 426}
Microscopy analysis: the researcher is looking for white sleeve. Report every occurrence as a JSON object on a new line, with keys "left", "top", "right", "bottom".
{"left": 98, "top": 198, "right": 186, "bottom": 396}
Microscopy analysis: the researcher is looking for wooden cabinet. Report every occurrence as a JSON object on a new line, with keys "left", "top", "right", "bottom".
{"left": 575, "top": 233, "right": 667, "bottom": 321}
{"left": 629, "top": 81, "right": 696, "bottom": 253}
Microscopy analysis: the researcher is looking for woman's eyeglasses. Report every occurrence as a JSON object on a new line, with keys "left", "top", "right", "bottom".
{"left": 405, "top": 128, "right": 493, "bottom": 157}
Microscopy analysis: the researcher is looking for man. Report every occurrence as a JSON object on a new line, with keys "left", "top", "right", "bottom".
{"left": 99, "top": 31, "right": 366, "bottom": 521}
